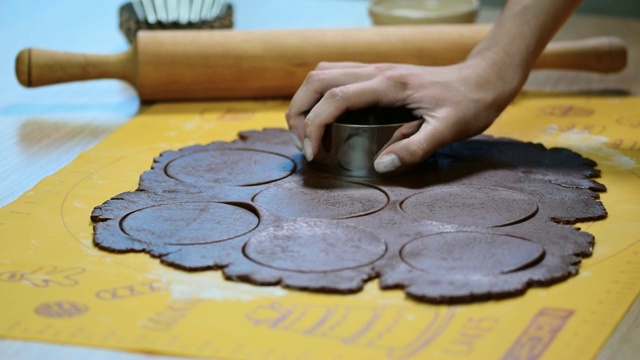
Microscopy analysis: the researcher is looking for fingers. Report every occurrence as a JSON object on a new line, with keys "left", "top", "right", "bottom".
{"left": 374, "top": 116, "right": 457, "bottom": 173}
{"left": 315, "top": 61, "right": 368, "bottom": 70}
{"left": 373, "top": 120, "right": 423, "bottom": 173}
{"left": 379, "top": 119, "right": 424, "bottom": 152}
{"left": 286, "top": 63, "right": 403, "bottom": 161}
{"left": 303, "top": 79, "right": 395, "bottom": 161}
{"left": 286, "top": 63, "right": 375, "bottom": 148}
{"left": 287, "top": 66, "right": 373, "bottom": 135}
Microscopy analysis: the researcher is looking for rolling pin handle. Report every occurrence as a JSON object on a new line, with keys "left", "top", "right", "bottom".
{"left": 538, "top": 36, "right": 627, "bottom": 73}
{"left": 15, "top": 49, "right": 31, "bottom": 86}
{"left": 15, "top": 47, "right": 136, "bottom": 88}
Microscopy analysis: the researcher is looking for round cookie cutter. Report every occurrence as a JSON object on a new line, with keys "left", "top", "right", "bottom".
{"left": 309, "top": 107, "right": 422, "bottom": 177}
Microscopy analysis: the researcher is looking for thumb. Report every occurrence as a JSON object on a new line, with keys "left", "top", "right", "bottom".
{"left": 374, "top": 116, "right": 456, "bottom": 173}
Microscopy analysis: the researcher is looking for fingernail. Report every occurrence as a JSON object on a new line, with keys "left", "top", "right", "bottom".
{"left": 374, "top": 154, "right": 401, "bottom": 173}
{"left": 289, "top": 131, "right": 303, "bottom": 151}
{"left": 303, "top": 138, "right": 314, "bottom": 162}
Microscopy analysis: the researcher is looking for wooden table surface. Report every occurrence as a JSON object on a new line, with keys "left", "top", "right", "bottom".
{"left": 1, "top": 1, "right": 638, "bottom": 359}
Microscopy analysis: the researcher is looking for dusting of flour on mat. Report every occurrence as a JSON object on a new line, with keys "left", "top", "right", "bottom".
{"left": 156, "top": 270, "right": 288, "bottom": 302}
{"left": 543, "top": 127, "right": 637, "bottom": 169}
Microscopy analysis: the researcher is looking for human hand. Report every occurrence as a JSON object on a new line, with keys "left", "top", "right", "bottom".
{"left": 286, "top": 58, "right": 525, "bottom": 173}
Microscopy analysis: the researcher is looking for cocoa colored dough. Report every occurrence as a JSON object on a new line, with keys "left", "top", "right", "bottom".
{"left": 253, "top": 178, "right": 388, "bottom": 219}
{"left": 92, "top": 128, "right": 607, "bottom": 303}
{"left": 400, "top": 186, "right": 539, "bottom": 227}
{"left": 165, "top": 149, "right": 295, "bottom": 186}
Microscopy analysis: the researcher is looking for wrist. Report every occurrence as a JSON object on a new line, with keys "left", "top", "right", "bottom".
{"left": 462, "top": 53, "right": 528, "bottom": 106}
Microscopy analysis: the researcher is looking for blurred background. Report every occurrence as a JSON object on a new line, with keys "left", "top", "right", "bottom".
{"left": 481, "top": 0, "right": 640, "bottom": 18}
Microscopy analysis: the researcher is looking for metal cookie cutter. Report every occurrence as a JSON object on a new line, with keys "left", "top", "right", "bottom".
{"left": 310, "top": 107, "right": 421, "bottom": 177}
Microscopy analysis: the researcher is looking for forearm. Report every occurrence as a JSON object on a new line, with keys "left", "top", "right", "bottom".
{"left": 467, "top": 0, "right": 582, "bottom": 91}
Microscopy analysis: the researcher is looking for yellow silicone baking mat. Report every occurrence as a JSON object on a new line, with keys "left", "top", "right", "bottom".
{"left": 1, "top": 94, "right": 639, "bottom": 359}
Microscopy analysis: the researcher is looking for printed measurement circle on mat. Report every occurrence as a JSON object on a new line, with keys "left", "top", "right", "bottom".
{"left": 121, "top": 202, "right": 259, "bottom": 245}
{"left": 400, "top": 186, "right": 539, "bottom": 227}
{"left": 165, "top": 149, "right": 296, "bottom": 186}
{"left": 244, "top": 220, "right": 387, "bottom": 272}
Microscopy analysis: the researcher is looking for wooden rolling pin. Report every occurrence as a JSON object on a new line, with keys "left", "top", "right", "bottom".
{"left": 15, "top": 24, "right": 627, "bottom": 101}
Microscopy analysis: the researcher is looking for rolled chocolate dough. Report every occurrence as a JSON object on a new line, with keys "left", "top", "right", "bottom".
{"left": 92, "top": 128, "right": 607, "bottom": 303}
{"left": 253, "top": 179, "right": 388, "bottom": 219}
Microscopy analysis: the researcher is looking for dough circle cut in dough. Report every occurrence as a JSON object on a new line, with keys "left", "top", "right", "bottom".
{"left": 401, "top": 186, "right": 539, "bottom": 227}
{"left": 244, "top": 220, "right": 387, "bottom": 272}
{"left": 121, "top": 202, "right": 259, "bottom": 245}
